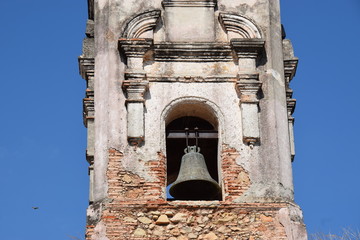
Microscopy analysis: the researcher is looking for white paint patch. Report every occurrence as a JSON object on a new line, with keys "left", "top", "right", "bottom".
{"left": 267, "top": 69, "right": 284, "bottom": 87}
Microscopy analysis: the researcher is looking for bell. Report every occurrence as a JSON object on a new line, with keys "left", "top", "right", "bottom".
{"left": 169, "top": 146, "right": 221, "bottom": 200}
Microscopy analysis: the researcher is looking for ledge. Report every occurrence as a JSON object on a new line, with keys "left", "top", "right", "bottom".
{"left": 162, "top": 0, "right": 217, "bottom": 8}
{"left": 284, "top": 58, "right": 298, "bottom": 82}
{"left": 231, "top": 39, "right": 265, "bottom": 58}
{"left": 119, "top": 38, "right": 153, "bottom": 57}
{"left": 118, "top": 39, "right": 266, "bottom": 62}
{"left": 154, "top": 42, "right": 233, "bottom": 62}
{"left": 78, "top": 57, "right": 94, "bottom": 81}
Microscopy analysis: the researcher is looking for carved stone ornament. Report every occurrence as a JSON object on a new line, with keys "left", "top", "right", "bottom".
{"left": 119, "top": 39, "right": 153, "bottom": 58}
{"left": 231, "top": 39, "right": 265, "bottom": 59}
{"left": 123, "top": 79, "right": 149, "bottom": 103}
{"left": 219, "top": 13, "right": 262, "bottom": 39}
{"left": 122, "top": 10, "right": 161, "bottom": 39}
{"left": 236, "top": 74, "right": 262, "bottom": 104}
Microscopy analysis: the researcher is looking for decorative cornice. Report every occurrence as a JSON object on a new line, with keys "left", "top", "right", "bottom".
{"left": 162, "top": 0, "right": 217, "bottom": 8}
{"left": 125, "top": 71, "right": 147, "bottom": 81}
{"left": 122, "top": 10, "right": 161, "bottom": 39}
{"left": 123, "top": 80, "right": 149, "bottom": 103}
{"left": 230, "top": 39, "right": 265, "bottom": 59}
{"left": 119, "top": 39, "right": 153, "bottom": 58}
{"left": 237, "top": 73, "right": 260, "bottom": 81}
{"left": 118, "top": 39, "right": 266, "bottom": 62}
{"left": 78, "top": 57, "right": 95, "bottom": 81}
{"left": 146, "top": 75, "right": 237, "bottom": 82}
{"left": 153, "top": 42, "right": 233, "bottom": 62}
{"left": 287, "top": 98, "right": 296, "bottom": 115}
{"left": 288, "top": 116, "right": 295, "bottom": 124}
{"left": 236, "top": 82, "right": 262, "bottom": 103}
{"left": 284, "top": 58, "right": 298, "bottom": 83}
{"left": 83, "top": 91, "right": 94, "bottom": 127}
{"left": 236, "top": 74, "right": 261, "bottom": 103}
{"left": 219, "top": 13, "right": 262, "bottom": 39}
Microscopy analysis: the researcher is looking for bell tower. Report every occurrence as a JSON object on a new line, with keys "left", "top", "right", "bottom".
{"left": 79, "top": 0, "right": 307, "bottom": 239}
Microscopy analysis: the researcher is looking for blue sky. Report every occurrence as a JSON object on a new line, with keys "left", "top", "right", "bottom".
{"left": 0, "top": 1, "right": 359, "bottom": 239}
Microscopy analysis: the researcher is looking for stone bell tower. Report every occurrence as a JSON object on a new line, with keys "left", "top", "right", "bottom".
{"left": 79, "top": 0, "right": 307, "bottom": 239}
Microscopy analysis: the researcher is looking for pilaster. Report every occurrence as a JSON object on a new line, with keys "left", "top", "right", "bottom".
{"left": 119, "top": 39, "right": 152, "bottom": 146}
{"left": 236, "top": 74, "right": 262, "bottom": 147}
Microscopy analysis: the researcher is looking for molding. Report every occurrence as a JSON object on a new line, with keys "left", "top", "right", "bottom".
{"left": 284, "top": 58, "right": 298, "bottom": 83}
{"left": 287, "top": 98, "right": 296, "bottom": 116}
{"left": 118, "top": 40, "right": 265, "bottom": 62}
{"left": 288, "top": 116, "right": 295, "bottom": 124}
{"left": 237, "top": 73, "right": 260, "bottom": 81}
{"left": 231, "top": 39, "right": 265, "bottom": 59}
{"left": 122, "top": 10, "right": 161, "bottom": 39}
{"left": 162, "top": 0, "right": 217, "bottom": 7}
{"left": 236, "top": 82, "right": 262, "bottom": 104}
{"left": 83, "top": 91, "right": 94, "bottom": 127}
{"left": 286, "top": 88, "right": 293, "bottom": 99}
{"left": 153, "top": 42, "right": 233, "bottom": 62}
{"left": 78, "top": 57, "right": 95, "bottom": 81}
{"left": 219, "top": 13, "right": 262, "bottom": 39}
{"left": 236, "top": 74, "right": 261, "bottom": 103}
{"left": 123, "top": 80, "right": 149, "bottom": 103}
{"left": 147, "top": 75, "right": 237, "bottom": 83}
{"left": 119, "top": 39, "right": 153, "bottom": 58}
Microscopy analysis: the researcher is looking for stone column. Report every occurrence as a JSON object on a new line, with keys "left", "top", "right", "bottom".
{"left": 119, "top": 39, "right": 152, "bottom": 145}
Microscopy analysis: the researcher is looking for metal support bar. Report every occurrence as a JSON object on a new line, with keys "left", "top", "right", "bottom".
{"left": 167, "top": 130, "right": 218, "bottom": 139}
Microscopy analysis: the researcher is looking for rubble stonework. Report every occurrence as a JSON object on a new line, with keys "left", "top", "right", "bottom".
{"left": 79, "top": 0, "right": 307, "bottom": 239}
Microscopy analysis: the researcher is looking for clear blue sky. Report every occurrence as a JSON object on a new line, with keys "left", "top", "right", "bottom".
{"left": 0, "top": 1, "right": 359, "bottom": 239}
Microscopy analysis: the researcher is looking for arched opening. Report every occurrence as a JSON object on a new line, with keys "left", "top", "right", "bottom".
{"left": 166, "top": 116, "right": 221, "bottom": 200}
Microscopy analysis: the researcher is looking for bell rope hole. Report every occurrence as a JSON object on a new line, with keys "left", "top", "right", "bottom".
{"left": 166, "top": 116, "right": 221, "bottom": 201}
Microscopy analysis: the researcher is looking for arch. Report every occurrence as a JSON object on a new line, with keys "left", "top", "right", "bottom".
{"left": 219, "top": 13, "right": 262, "bottom": 39}
{"left": 122, "top": 10, "right": 161, "bottom": 39}
{"left": 161, "top": 97, "right": 225, "bottom": 145}
{"left": 162, "top": 97, "right": 224, "bottom": 131}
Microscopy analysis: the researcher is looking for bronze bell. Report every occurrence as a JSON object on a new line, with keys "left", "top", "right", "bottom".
{"left": 169, "top": 146, "right": 221, "bottom": 200}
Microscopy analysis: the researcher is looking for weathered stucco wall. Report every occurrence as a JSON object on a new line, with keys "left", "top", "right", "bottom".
{"left": 79, "top": 0, "right": 306, "bottom": 239}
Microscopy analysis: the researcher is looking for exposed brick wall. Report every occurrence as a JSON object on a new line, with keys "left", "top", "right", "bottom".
{"left": 85, "top": 149, "right": 292, "bottom": 239}
{"left": 85, "top": 225, "right": 94, "bottom": 240}
{"left": 106, "top": 148, "right": 167, "bottom": 203}
{"left": 221, "top": 145, "right": 251, "bottom": 202}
